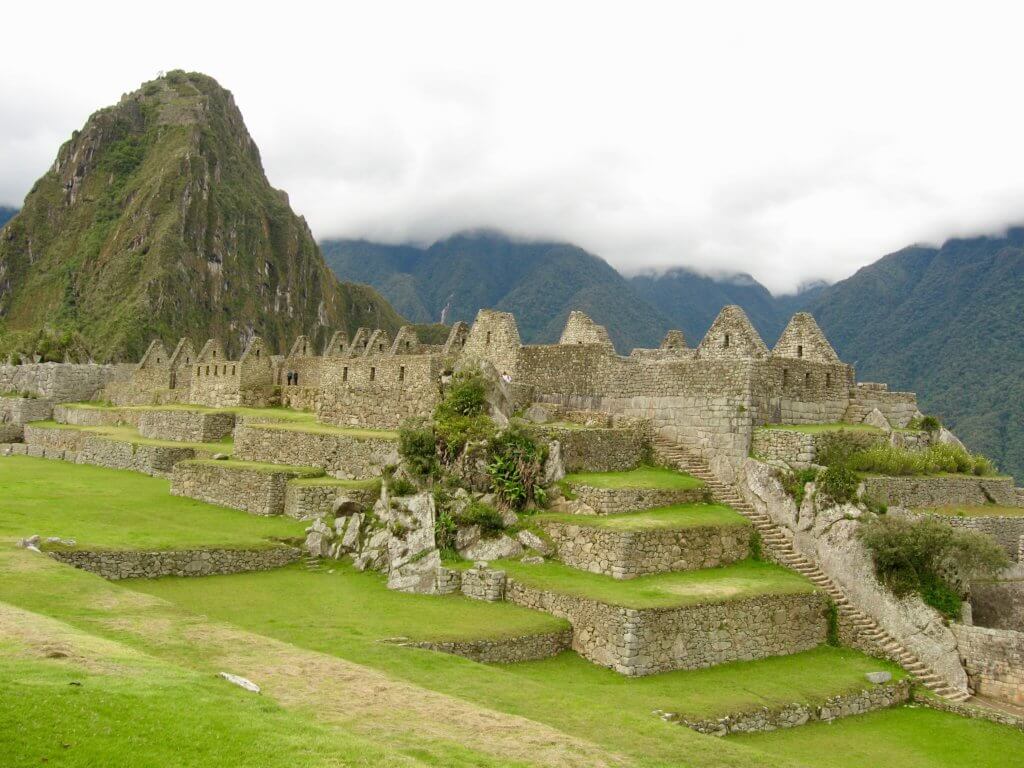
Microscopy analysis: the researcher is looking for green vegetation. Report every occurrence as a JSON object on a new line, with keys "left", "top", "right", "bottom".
{"left": 456, "top": 501, "right": 506, "bottom": 536}
{"left": 816, "top": 464, "right": 859, "bottom": 505}
{"left": 433, "top": 370, "right": 495, "bottom": 460}
{"left": 920, "top": 505, "right": 1024, "bottom": 518}
{"left": 180, "top": 458, "right": 324, "bottom": 477}
{"left": 907, "top": 415, "right": 942, "bottom": 433}
{"left": 734, "top": 705, "right": 1023, "bottom": 768}
{"left": 0, "top": 456, "right": 304, "bottom": 550}
{"left": 564, "top": 466, "right": 705, "bottom": 490}
{"left": 779, "top": 467, "right": 819, "bottom": 506}
{"left": 536, "top": 503, "right": 748, "bottom": 530}
{"left": 493, "top": 559, "right": 816, "bottom": 609}
{"left": 28, "top": 420, "right": 232, "bottom": 453}
{"left": 398, "top": 418, "right": 438, "bottom": 476}
{"left": 844, "top": 443, "right": 997, "bottom": 477}
{"left": 859, "top": 515, "right": 1010, "bottom": 618}
{"left": 487, "top": 424, "right": 548, "bottom": 509}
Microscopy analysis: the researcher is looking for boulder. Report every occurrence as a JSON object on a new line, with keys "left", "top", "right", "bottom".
{"left": 456, "top": 524, "right": 481, "bottom": 551}
{"left": 936, "top": 427, "right": 966, "bottom": 451}
{"left": 459, "top": 534, "right": 523, "bottom": 561}
{"left": 524, "top": 403, "right": 553, "bottom": 424}
{"left": 516, "top": 529, "right": 552, "bottom": 556}
{"left": 340, "top": 513, "right": 364, "bottom": 550}
{"left": 543, "top": 440, "right": 566, "bottom": 485}
{"left": 864, "top": 671, "right": 892, "bottom": 684}
{"left": 862, "top": 408, "right": 891, "bottom": 431}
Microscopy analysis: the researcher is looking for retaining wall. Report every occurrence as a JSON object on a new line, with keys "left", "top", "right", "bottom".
{"left": 568, "top": 484, "right": 707, "bottom": 515}
{"left": 542, "top": 519, "right": 750, "bottom": 578}
{"left": 896, "top": 509, "right": 1024, "bottom": 561}
{"left": 233, "top": 423, "right": 398, "bottom": 479}
{"left": 0, "top": 396, "right": 55, "bottom": 426}
{"left": 49, "top": 547, "right": 301, "bottom": 580}
{"left": 283, "top": 481, "right": 380, "bottom": 520}
{"left": 402, "top": 628, "right": 573, "bottom": 664}
{"left": 952, "top": 623, "right": 1024, "bottom": 705}
{"left": 531, "top": 423, "right": 649, "bottom": 473}
{"left": 137, "top": 409, "right": 236, "bottom": 443}
{"left": 862, "top": 475, "right": 1020, "bottom": 508}
{"left": 970, "top": 579, "right": 1024, "bottom": 630}
{"left": 172, "top": 461, "right": 319, "bottom": 515}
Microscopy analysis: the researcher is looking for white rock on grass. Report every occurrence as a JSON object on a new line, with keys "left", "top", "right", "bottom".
{"left": 218, "top": 672, "right": 260, "bottom": 693}
{"left": 865, "top": 671, "right": 892, "bottom": 684}
{"left": 460, "top": 534, "right": 524, "bottom": 561}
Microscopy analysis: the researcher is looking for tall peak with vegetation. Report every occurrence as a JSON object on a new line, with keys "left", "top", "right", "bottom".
{"left": 0, "top": 71, "right": 402, "bottom": 361}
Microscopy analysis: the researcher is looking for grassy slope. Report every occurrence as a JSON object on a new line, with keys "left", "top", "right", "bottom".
{"left": 495, "top": 559, "right": 815, "bottom": 608}
{"left": 536, "top": 503, "right": 749, "bottom": 530}
{"left": 564, "top": 466, "right": 705, "bottom": 490}
{"left": 28, "top": 420, "right": 232, "bottom": 452}
{"left": 0, "top": 456, "right": 304, "bottom": 550}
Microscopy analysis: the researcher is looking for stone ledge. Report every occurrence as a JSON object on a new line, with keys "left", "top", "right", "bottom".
{"left": 398, "top": 628, "right": 573, "bottom": 664}
{"left": 49, "top": 546, "right": 301, "bottom": 580}
{"left": 672, "top": 678, "right": 911, "bottom": 735}
{"left": 568, "top": 485, "right": 707, "bottom": 515}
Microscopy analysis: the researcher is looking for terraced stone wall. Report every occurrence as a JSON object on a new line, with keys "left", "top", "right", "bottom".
{"left": 23, "top": 426, "right": 201, "bottom": 477}
{"left": 751, "top": 428, "right": 888, "bottom": 466}
{"left": 569, "top": 484, "right": 707, "bottom": 515}
{"left": 0, "top": 362, "right": 131, "bottom": 402}
{"left": 0, "top": 395, "right": 55, "bottom": 426}
{"left": 506, "top": 579, "right": 827, "bottom": 676}
{"left": 233, "top": 424, "right": 398, "bottom": 479}
{"left": 532, "top": 421, "right": 649, "bottom": 473}
{"left": 403, "top": 628, "right": 573, "bottom": 664}
{"left": 171, "top": 461, "right": 312, "bottom": 515}
{"left": 283, "top": 481, "right": 380, "bottom": 520}
{"left": 953, "top": 623, "right": 1024, "bottom": 705}
{"left": 863, "top": 475, "right": 1020, "bottom": 508}
{"left": 542, "top": 520, "right": 750, "bottom": 578}
{"left": 137, "top": 409, "right": 236, "bottom": 443}
{"left": 49, "top": 546, "right": 301, "bottom": 580}
{"left": 54, "top": 405, "right": 138, "bottom": 427}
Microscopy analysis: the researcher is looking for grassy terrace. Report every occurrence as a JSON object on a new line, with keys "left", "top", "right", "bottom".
{"left": 0, "top": 456, "right": 304, "bottom": 550}
{"left": 918, "top": 505, "right": 1024, "bottom": 518}
{"left": 247, "top": 421, "right": 399, "bottom": 440}
{"left": 63, "top": 402, "right": 317, "bottom": 423}
{"left": 492, "top": 559, "right": 815, "bottom": 609}
{"left": 289, "top": 476, "right": 381, "bottom": 490}
{"left": 26, "top": 420, "right": 232, "bottom": 453}
{"left": 564, "top": 466, "right": 705, "bottom": 490}
{"left": 536, "top": 503, "right": 749, "bottom": 531}
{"left": 181, "top": 458, "right": 324, "bottom": 476}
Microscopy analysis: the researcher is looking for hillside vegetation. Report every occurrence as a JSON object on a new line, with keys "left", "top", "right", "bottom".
{"left": 0, "top": 71, "right": 403, "bottom": 361}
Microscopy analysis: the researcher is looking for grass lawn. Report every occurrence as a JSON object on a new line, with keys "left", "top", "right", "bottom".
{"left": 493, "top": 559, "right": 815, "bottom": 608}
{"left": 0, "top": 456, "right": 305, "bottom": 550}
{"left": 248, "top": 421, "right": 399, "bottom": 440}
{"left": 181, "top": 458, "right": 324, "bottom": 476}
{"left": 918, "top": 505, "right": 1024, "bottom": 518}
{"left": 536, "top": 503, "right": 749, "bottom": 531}
{"left": 734, "top": 705, "right": 1024, "bottom": 768}
{"left": 28, "top": 420, "right": 232, "bottom": 453}
{"left": 759, "top": 423, "right": 883, "bottom": 434}
{"left": 564, "top": 466, "right": 705, "bottom": 490}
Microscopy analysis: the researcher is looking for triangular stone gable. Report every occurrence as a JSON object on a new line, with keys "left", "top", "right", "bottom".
{"left": 348, "top": 328, "right": 371, "bottom": 356}
{"left": 391, "top": 326, "right": 421, "bottom": 355}
{"left": 168, "top": 338, "right": 196, "bottom": 369}
{"left": 363, "top": 329, "right": 392, "bottom": 356}
{"left": 138, "top": 339, "right": 170, "bottom": 368}
{"left": 288, "top": 335, "right": 313, "bottom": 358}
{"left": 559, "top": 311, "right": 614, "bottom": 347}
{"left": 325, "top": 330, "right": 350, "bottom": 357}
{"left": 443, "top": 321, "right": 470, "bottom": 354}
{"left": 772, "top": 313, "right": 839, "bottom": 362}
{"left": 239, "top": 336, "right": 270, "bottom": 364}
{"left": 660, "top": 330, "right": 687, "bottom": 350}
{"left": 196, "top": 339, "right": 227, "bottom": 363}
{"left": 697, "top": 305, "right": 769, "bottom": 359}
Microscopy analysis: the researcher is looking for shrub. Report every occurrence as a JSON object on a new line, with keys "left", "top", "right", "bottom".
{"left": 825, "top": 600, "right": 840, "bottom": 647}
{"left": 436, "top": 371, "right": 487, "bottom": 420}
{"left": 908, "top": 415, "right": 941, "bottom": 433}
{"left": 434, "top": 510, "right": 458, "bottom": 557}
{"left": 858, "top": 516, "right": 1009, "bottom": 618}
{"left": 815, "top": 430, "right": 875, "bottom": 467}
{"left": 487, "top": 425, "right": 548, "bottom": 510}
{"left": 780, "top": 468, "right": 818, "bottom": 506}
{"left": 748, "top": 530, "right": 763, "bottom": 561}
{"left": 398, "top": 419, "right": 437, "bottom": 477}
{"left": 434, "top": 371, "right": 494, "bottom": 460}
{"left": 845, "top": 444, "right": 996, "bottom": 477}
{"left": 816, "top": 465, "right": 858, "bottom": 505}
{"left": 456, "top": 501, "right": 506, "bottom": 536}
{"left": 389, "top": 477, "right": 417, "bottom": 497}
{"left": 435, "top": 414, "right": 495, "bottom": 462}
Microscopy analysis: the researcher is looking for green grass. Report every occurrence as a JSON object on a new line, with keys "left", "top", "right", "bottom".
{"left": 63, "top": 402, "right": 318, "bottom": 423}
{"left": 0, "top": 456, "right": 305, "bottom": 550}
{"left": 27, "top": 420, "right": 231, "bottom": 453}
{"left": 759, "top": 423, "right": 884, "bottom": 434}
{"left": 536, "top": 503, "right": 749, "bottom": 530}
{"left": 734, "top": 705, "right": 1024, "bottom": 768}
{"left": 0, "top": 639, "right": 422, "bottom": 768}
{"left": 288, "top": 476, "right": 382, "bottom": 489}
{"left": 180, "top": 458, "right": 324, "bottom": 476}
{"left": 493, "top": 559, "right": 816, "bottom": 608}
{"left": 248, "top": 421, "right": 399, "bottom": 440}
{"left": 564, "top": 465, "right": 705, "bottom": 490}
{"left": 918, "top": 505, "right": 1024, "bottom": 518}
{"left": 848, "top": 444, "right": 997, "bottom": 477}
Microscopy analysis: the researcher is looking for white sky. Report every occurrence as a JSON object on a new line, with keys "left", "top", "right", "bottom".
{"left": 4, "top": 0, "right": 1024, "bottom": 293}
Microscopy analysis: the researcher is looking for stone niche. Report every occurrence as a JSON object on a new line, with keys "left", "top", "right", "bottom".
{"left": 505, "top": 579, "right": 827, "bottom": 676}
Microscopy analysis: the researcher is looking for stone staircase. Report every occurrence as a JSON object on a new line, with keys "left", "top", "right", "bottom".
{"left": 653, "top": 436, "right": 971, "bottom": 703}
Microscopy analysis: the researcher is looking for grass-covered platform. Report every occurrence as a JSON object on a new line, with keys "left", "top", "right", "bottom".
{"left": 0, "top": 455, "right": 305, "bottom": 550}
{"left": 536, "top": 503, "right": 749, "bottom": 531}
{"left": 493, "top": 559, "right": 816, "bottom": 609}
{"left": 26, "top": 420, "right": 232, "bottom": 453}
{"left": 564, "top": 465, "right": 705, "bottom": 490}
{"left": 177, "top": 458, "right": 324, "bottom": 476}
{"left": 244, "top": 420, "right": 399, "bottom": 441}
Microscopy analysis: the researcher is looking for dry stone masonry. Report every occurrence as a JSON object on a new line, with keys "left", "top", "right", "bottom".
{"left": 49, "top": 546, "right": 300, "bottom": 580}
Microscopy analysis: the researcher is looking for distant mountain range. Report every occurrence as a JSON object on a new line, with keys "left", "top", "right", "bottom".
{"left": 324, "top": 230, "right": 1024, "bottom": 482}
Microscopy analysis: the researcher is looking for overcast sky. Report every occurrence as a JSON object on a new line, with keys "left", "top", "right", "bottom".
{"left": 4, "top": 1, "right": 1024, "bottom": 293}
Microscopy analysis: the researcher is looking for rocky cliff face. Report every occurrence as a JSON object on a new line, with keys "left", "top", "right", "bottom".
{"left": 0, "top": 71, "right": 403, "bottom": 361}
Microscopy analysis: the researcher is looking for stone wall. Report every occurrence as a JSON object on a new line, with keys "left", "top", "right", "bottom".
{"left": 862, "top": 475, "right": 1020, "bottom": 508}
{"left": 675, "top": 679, "right": 911, "bottom": 736}
{"left": 0, "top": 396, "right": 55, "bottom": 426}
{"left": 0, "top": 362, "right": 131, "bottom": 402}
{"left": 283, "top": 480, "right": 380, "bottom": 520}
{"left": 233, "top": 424, "right": 398, "bottom": 479}
{"left": 137, "top": 409, "right": 236, "bottom": 443}
{"left": 531, "top": 422, "right": 649, "bottom": 473}
{"left": 23, "top": 426, "right": 201, "bottom": 477}
{"left": 171, "top": 461, "right": 318, "bottom": 515}
{"left": 952, "top": 623, "right": 1024, "bottom": 704}
{"left": 845, "top": 383, "right": 919, "bottom": 428}
{"left": 53, "top": 404, "right": 138, "bottom": 427}
{"left": 506, "top": 578, "right": 827, "bottom": 676}
{"left": 568, "top": 484, "right": 707, "bottom": 515}
{"left": 896, "top": 509, "right": 1024, "bottom": 560}
{"left": 461, "top": 564, "right": 507, "bottom": 601}
{"left": 49, "top": 546, "right": 301, "bottom": 580}
{"left": 751, "top": 427, "right": 888, "bottom": 467}
{"left": 541, "top": 519, "right": 750, "bottom": 578}
{"left": 971, "top": 579, "right": 1024, "bottom": 630}
{"left": 402, "top": 628, "right": 573, "bottom": 664}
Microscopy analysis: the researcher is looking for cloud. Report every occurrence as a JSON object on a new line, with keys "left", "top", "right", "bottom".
{"left": 4, "top": 0, "right": 1024, "bottom": 292}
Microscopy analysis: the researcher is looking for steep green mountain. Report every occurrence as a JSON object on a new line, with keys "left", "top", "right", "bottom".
{"left": 0, "top": 207, "right": 16, "bottom": 229}
{"left": 805, "top": 231, "right": 1024, "bottom": 482}
{"left": 322, "top": 233, "right": 675, "bottom": 352}
{"left": 0, "top": 71, "right": 402, "bottom": 361}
